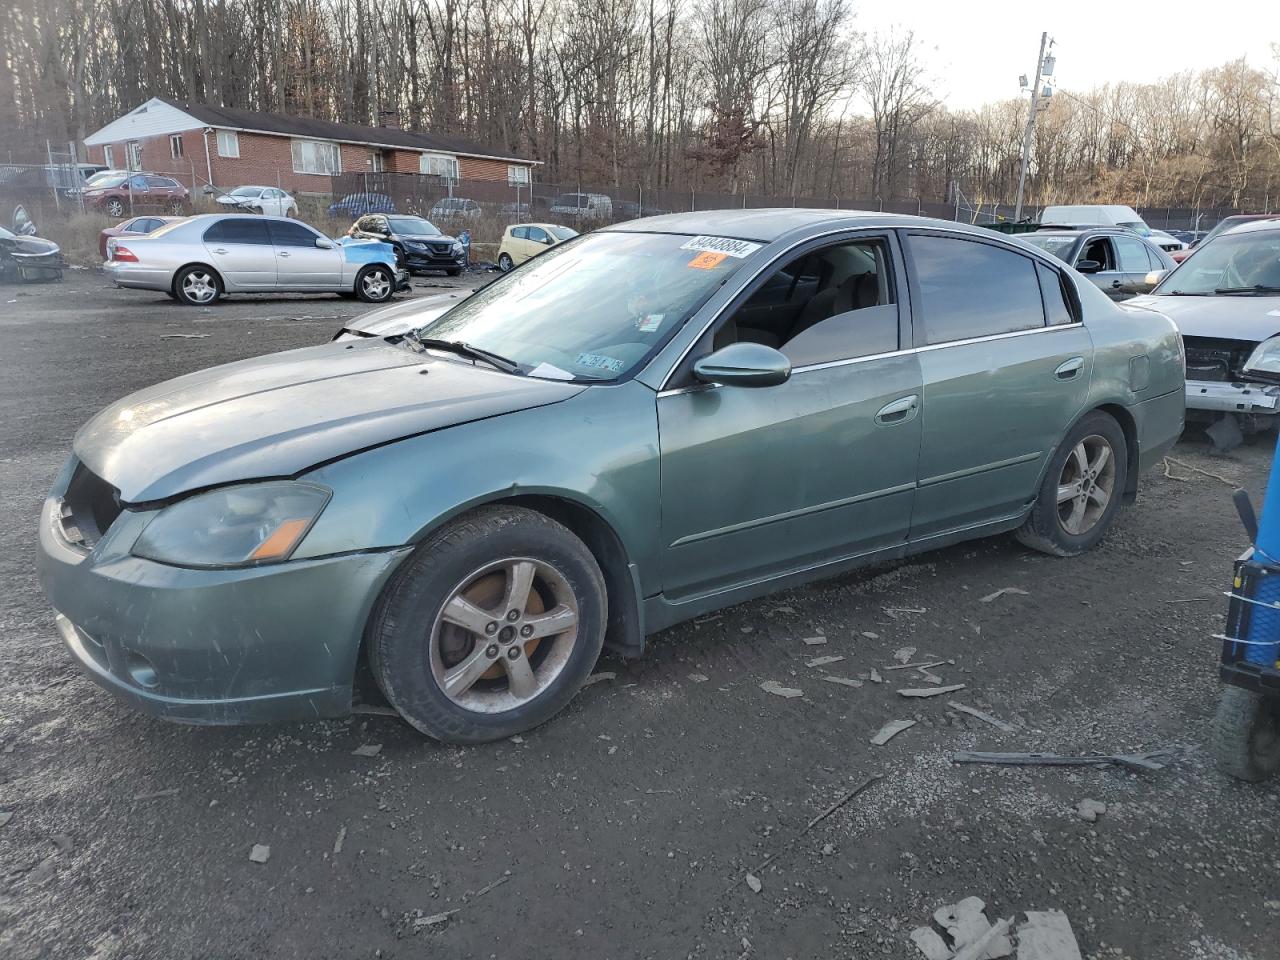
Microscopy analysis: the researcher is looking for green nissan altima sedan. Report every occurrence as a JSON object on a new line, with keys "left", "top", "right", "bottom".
{"left": 37, "top": 210, "right": 1185, "bottom": 743}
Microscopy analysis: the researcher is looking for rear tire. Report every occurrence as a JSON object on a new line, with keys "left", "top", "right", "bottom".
{"left": 497, "top": 253, "right": 514, "bottom": 272}
{"left": 1213, "top": 686, "right": 1280, "bottom": 782}
{"left": 172, "top": 265, "right": 222, "bottom": 306}
{"left": 368, "top": 506, "right": 607, "bottom": 743}
{"left": 355, "top": 265, "right": 395, "bottom": 303}
{"left": 1016, "top": 410, "right": 1127, "bottom": 557}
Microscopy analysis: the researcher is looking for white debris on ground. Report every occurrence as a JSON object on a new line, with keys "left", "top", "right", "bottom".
{"left": 248, "top": 844, "right": 270, "bottom": 864}
{"left": 979, "top": 586, "right": 1030, "bottom": 603}
{"left": 870, "top": 719, "right": 916, "bottom": 745}
{"left": 1074, "top": 799, "right": 1107, "bottom": 823}
{"left": 760, "top": 680, "right": 803, "bottom": 698}
{"left": 899, "top": 684, "right": 966, "bottom": 698}
{"left": 909, "top": 899, "right": 1084, "bottom": 960}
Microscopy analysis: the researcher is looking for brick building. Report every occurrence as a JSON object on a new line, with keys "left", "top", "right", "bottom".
{"left": 83, "top": 98, "right": 538, "bottom": 194}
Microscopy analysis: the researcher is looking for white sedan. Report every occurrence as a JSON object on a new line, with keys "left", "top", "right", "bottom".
{"left": 215, "top": 186, "right": 298, "bottom": 217}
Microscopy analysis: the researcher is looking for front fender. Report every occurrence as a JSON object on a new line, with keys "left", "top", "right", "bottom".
{"left": 294, "top": 379, "right": 663, "bottom": 596}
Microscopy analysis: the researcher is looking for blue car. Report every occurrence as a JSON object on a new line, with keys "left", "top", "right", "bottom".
{"left": 328, "top": 192, "right": 396, "bottom": 218}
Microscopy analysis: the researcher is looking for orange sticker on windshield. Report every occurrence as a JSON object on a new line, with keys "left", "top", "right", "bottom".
{"left": 688, "top": 251, "right": 728, "bottom": 269}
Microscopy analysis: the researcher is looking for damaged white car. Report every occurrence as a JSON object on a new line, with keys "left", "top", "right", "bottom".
{"left": 1129, "top": 219, "right": 1280, "bottom": 449}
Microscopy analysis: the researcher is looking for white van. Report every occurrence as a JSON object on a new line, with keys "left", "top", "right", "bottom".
{"left": 1039, "top": 204, "right": 1152, "bottom": 236}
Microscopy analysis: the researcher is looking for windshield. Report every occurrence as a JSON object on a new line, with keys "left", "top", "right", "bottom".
{"left": 415, "top": 231, "right": 749, "bottom": 382}
{"left": 388, "top": 217, "right": 440, "bottom": 236}
{"left": 1021, "top": 235, "right": 1077, "bottom": 262}
{"left": 1155, "top": 230, "right": 1280, "bottom": 296}
{"left": 88, "top": 174, "right": 127, "bottom": 189}
{"left": 548, "top": 226, "right": 578, "bottom": 241}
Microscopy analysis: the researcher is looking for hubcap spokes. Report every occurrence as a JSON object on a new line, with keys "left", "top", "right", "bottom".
{"left": 1056, "top": 435, "right": 1115, "bottom": 535}
{"left": 363, "top": 272, "right": 390, "bottom": 298}
{"left": 431, "top": 558, "right": 580, "bottom": 713}
{"left": 182, "top": 271, "right": 214, "bottom": 303}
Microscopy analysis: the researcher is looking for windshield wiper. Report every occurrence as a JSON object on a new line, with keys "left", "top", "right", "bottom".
{"left": 1213, "top": 285, "right": 1280, "bottom": 295}
{"left": 405, "top": 332, "right": 521, "bottom": 374}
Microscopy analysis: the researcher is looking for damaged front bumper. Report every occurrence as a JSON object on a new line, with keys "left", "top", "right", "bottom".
{"left": 37, "top": 480, "right": 411, "bottom": 725}
{"left": 1185, "top": 379, "right": 1280, "bottom": 415}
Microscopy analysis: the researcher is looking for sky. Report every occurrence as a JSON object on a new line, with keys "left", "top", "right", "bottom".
{"left": 854, "top": 1, "right": 1277, "bottom": 110}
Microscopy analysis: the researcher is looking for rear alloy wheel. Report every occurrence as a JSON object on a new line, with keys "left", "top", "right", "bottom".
{"left": 1017, "top": 411, "right": 1127, "bottom": 556}
{"left": 173, "top": 265, "right": 222, "bottom": 306}
{"left": 168, "top": 200, "right": 186, "bottom": 215}
{"left": 105, "top": 198, "right": 125, "bottom": 217}
{"left": 356, "top": 265, "right": 395, "bottom": 303}
{"left": 368, "top": 506, "right": 607, "bottom": 743}
{"left": 498, "top": 253, "right": 514, "bottom": 272}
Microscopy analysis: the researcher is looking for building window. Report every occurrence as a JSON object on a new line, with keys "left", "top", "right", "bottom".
{"left": 216, "top": 130, "right": 240, "bottom": 158}
{"left": 370, "top": 151, "right": 384, "bottom": 173}
{"left": 102, "top": 145, "right": 113, "bottom": 168}
{"left": 169, "top": 134, "right": 184, "bottom": 160}
{"left": 507, "top": 164, "right": 530, "bottom": 185}
{"left": 126, "top": 141, "right": 143, "bottom": 170}
{"left": 291, "top": 138, "right": 341, "bottom": 175}
{"left": 420, "top": 153, "right": 459, "bottom": 180}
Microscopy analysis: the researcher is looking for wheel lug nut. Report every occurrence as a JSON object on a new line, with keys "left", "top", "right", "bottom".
{"left": 486, "top": 644, "right": 499, "bottom": 658}
{"left": 485, "top": 622, "right": 498, "bottom": 635}
{"left": 506, "top": 610, "right": 520, "bottom": 622}
{"left": 507, "top": 646, "right": 521, "bottom": 660}
{"left": 520, "top": 625, "right": 534, "bottom": 638}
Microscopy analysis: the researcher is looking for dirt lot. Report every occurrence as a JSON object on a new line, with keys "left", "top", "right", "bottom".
{"left": 1, "top": 271, "right": 1278, "bottom": 960}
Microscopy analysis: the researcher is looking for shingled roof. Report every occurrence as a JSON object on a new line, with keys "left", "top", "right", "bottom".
{"left": 161, "top": 100, "right": 536, "bottom": 165}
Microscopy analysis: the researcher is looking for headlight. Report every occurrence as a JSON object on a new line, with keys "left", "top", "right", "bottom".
{"left": 407, "top": 241, "right": 427, "bottom": 251}
{"left": 1243, "top": 336, "right": 1280, "bottom": 385}
{"left": 132, "top": 481, "right": 330, "bottom": 568}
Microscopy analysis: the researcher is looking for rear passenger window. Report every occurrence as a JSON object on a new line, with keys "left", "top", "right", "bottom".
{"left": 1036, "top": 262, "right": 1075, "bottom": 326}
{"left": 511, "top": 226, "right": 528, "bottom": 239}
{"left": 203, "top": 218, "right": 272, "bottom": 245}
{"left": 909, "top": 235, "right": 1045, "bottom": 345}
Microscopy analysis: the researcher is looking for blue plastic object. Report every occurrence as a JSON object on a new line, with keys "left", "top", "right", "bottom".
{"left": 1245, "top": 438, "right": 1280, "bottom": 665}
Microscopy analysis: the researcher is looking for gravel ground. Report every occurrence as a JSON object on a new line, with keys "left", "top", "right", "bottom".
{"left": 1, "top": 272, "right": 1278, "bottom": 960}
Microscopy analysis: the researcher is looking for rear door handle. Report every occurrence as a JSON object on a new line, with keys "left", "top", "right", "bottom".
{"left": 278, "top": 251, "right": 290, "bottom": 258}
{"left": 1055, "top": 357, "right": 1085, "bottom": 380}
{"left": 212, "top": 247, "right": 228, "bottom": 254}
{"left": 875, "top": 395, "right": 919, "bottom": 425}
{"left": 1110, "top": 279, "right": 1122, "bottom": 288}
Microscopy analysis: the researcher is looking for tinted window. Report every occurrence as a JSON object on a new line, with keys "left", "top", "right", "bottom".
{"left": 204, "top": 218, "right": 272, "bottom": 245}
{"left": 720, "top": 238, "right": 899, "bottom": 365}
{"left": 528, "top": 227, "right": 549, "bottom": 243}
{"left": 910, "top": 235, "right": 1045, "bottom": 345}
{"left": 1115, "top": 236, "right": 1150, "bottom": 272}
{"left": 1036, "top": 262, "right": 1074, "bottom": 326}
{"left": 268, "top": 220, "right": 322, "bottom": 247}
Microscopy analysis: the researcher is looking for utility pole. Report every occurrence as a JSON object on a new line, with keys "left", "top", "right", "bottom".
{"left": 1013, "top": 31, "right": 1050, "bottom": 222}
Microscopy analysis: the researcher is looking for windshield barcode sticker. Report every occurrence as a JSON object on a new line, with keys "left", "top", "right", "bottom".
{"left": 679, "top": 236, "right": 763, "bottom": 259}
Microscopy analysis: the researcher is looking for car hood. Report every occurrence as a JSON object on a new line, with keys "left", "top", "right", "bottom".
{"left": 400, "top": 233, "right": 458, "bottom": 243}
{"left": 9, "top": 235, "right": 59, "bottom": 255}
{"left": 340, "top": 291, "right": 469, "bottom": 338}
{"left": 74, "top": 339, "right": 583, "bottom": 502}
{"left": 1128, "top": 294, "right": 1280, "bottom": 342}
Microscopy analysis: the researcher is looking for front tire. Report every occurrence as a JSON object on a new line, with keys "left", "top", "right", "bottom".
{"left": 355, "top": 265, "right": 395, "bottom": 303}
{"left": 172, "top": 265, "right": 222, "bottom": 306}
{"left": 368, "top": 506, "right": 608, "bottom": 743}
{"left": 1213, "top": 686, "right": 1280, "bottom": 782}
{"left": 105, "top": 198, "right": 125, "bottom": 217}
{"left": 1017, "top": 410, "right": 1127, "bottom": 557}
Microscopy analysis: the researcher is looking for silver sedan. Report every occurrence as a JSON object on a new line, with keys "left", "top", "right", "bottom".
{"left": 104, "top": 213, "right": 408, "bottom": 306}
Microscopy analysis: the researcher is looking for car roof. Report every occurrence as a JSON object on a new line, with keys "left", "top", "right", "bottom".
{"left": 1221, "top": 218, "right": 1280, "bottom": 236}
{"left": 607, "top": 208, "right": 1004, "bottom": 243}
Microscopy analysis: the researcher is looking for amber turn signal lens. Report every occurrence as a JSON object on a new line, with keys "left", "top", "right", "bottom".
{"left": 247, "top": 518, "right": 312, "bottom": 562}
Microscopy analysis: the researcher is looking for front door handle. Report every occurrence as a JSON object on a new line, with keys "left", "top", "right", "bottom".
{"left": 875, "top": 395, "right": 919, "bottom": 425}
{"left": 1110, "top": 279, "right": 1122, "bottom": 288}
{"left": 278, "top": 251, "right": 290, "bottom": 258}
{"left": 1055, "top": 357, "right": 1085, "bottom": 380}
{"left": 212, "top": 247, "right": 228, "bottom": 254}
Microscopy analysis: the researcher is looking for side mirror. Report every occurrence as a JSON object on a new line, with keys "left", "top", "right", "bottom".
{"left": 315, "top": 237, "right": 335, "bottom": 249}
{"left": 1141, "top": 269, "right": 1169, "bottom": 290}
{"left": 693, "top": 342, "right": 792, "bottom": 388}
{"left": 1075, "top": 259, "right": 1101, "bottom": 274}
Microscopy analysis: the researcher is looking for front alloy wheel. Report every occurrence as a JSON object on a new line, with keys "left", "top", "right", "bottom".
{"left": 105, "top": 198, "right": 125, "bottom": 217}
{"left": 356, "top": 266, "right": 394, "bottom": 303}
{"left": 368, "top": 506, "right": 607, "bottom": 743}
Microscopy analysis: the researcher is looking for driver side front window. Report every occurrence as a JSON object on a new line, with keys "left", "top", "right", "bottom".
{"left": 714, "top": 238, "right": 899, "bottom": 366}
